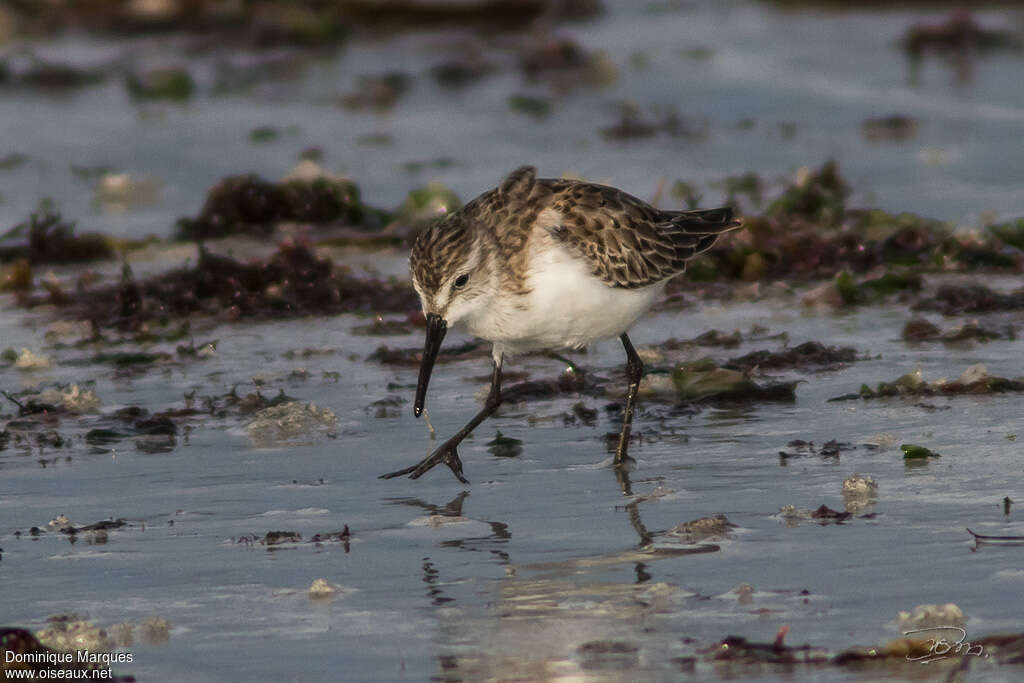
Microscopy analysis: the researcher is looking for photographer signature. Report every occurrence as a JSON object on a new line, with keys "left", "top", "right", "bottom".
{"left": 903, "top": 626, "right": 989, "bottom": 664}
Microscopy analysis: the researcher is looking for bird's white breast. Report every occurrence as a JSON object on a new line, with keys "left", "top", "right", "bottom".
{"left": 467, "top": 239, "right": 665, "bottom": 355}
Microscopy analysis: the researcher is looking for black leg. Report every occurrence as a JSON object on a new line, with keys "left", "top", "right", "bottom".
{"left": 615, "top": 333, "right": 643, "bottom": 466}
{"left": 381, "top": 357, "right": 503, "bottom": 484}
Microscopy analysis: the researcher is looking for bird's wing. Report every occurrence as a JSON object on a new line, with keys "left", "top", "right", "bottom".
{"left": 542, "top": 181, "right": 741, "bottom": 289}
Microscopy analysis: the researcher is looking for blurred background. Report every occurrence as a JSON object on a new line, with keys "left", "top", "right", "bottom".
{"left": 2, "top": 0, "right": 1023, "bottom": 240}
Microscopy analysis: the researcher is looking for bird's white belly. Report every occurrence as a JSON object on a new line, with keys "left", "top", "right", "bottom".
{"left": 468, "top": 244, "right": 665, "bottom": 354}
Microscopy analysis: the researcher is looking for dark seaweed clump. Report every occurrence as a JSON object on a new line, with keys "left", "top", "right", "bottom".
{"left": 667, "top": 358, "right": 798, "bottom": 403}
{"left": 235, "top": 525, "right": 350, "bottom": 548}
{"left": 1, "top": 385, "right": 182, "bottom": 457}
{"left": 913, "top": 283, "right": 1024, "bottom": 315}
{"left": 723, "top": 341, "right": 858, "bottom": 373}
{"left": 902, "top": 318, "right": 1014, "bottom": 343}
{"left": 339, "top": 0, "right": 601, "bottom": 28}
{"left": 7, "top": 159, "right": 1024, "bottom": 334}
{"left": 829, "top": 366, "right": 1024, "bottom": 402}
{"left": 677, "top": 160, "right": 1024, "bottom": 286}
{"left": 902, "top": 11, "right": 1021, "bottom": 60}
{"left": 778, "top": 439, "right": 856, "bottom": 460}
{"left": 174, "top": 173, "right": 385, "bottom": 241}
{"left": 700, "top": 632, "right": 827, "bottom": 666}
{"left": 693, "top": 626, "right": 1024, "bottom": 671}
{"left": 0, "top": 54, "right": 105, "bottom": 90}
{"left": 0, "top": 209, "right": 113, "bottom": 264}
{"left": 17, "top": 241, "right": 417, "bottom": 331}
{"left": 3, "top": 1, "right": 349, "bottom": 46}
{"left": 0, "top": 0, "right": 600, "bottom": 44}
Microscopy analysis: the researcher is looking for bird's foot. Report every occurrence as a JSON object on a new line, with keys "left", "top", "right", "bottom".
{"left": 380, "top": 443, "right": 469, "bottom": 484}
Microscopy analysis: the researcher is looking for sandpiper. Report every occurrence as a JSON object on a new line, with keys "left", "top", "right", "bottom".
{"left": 381, "top": 166, "right": 741, "bottom": 483}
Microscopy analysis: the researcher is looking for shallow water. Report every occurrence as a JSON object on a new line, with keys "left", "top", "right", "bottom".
{"left": 3, "top": 0, "right": 1024, "bottom": 681}
{"left": 3, "top": 263, "right": 1023, "bottom": 681}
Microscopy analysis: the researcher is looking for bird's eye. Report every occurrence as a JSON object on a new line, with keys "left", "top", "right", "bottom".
{"left": 453, "top": 273, "right": 469, "bottom": 289}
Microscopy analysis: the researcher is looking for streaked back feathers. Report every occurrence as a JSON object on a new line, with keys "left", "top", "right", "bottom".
{"left": 410, "top": 166, "right": 741, "bottom": 302}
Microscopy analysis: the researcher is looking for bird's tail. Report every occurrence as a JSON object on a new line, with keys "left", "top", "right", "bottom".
{"left": 661, "top": 207, "right": 742, "bottom": 257}
{"left": 670, "top": 207, "right": 741, "bottom": 233}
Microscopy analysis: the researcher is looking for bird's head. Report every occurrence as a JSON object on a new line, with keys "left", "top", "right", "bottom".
{"left": 408, "top": 210, "right": 497, "bottom": 417}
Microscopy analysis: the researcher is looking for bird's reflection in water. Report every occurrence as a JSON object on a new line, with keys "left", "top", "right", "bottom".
{"left": 614, "top": 465, "right": 654, "bottom": 550}
{"left": 400, "top": 465, "right": 717, "bottom": 680}
{"left": 385, "top": 491, "right": 470, "bottom": 519}
{"left": 421, "top": 557, "right": 452, "bottom": 606}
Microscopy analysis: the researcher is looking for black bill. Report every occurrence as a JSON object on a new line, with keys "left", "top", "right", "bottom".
{"left": 414, "top": 313, "right": 447, "bottom": 417}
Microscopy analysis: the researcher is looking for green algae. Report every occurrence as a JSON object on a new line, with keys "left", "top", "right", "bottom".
{"left": 486, "top": 431, "right": 523, "bottom": 458}
{"left": 0, "top": 152, "right": 28, "bottom": 170}
{"left": 670, "top": 180, "right": 703, "bottom": 210}
{"left": 125, "top": 66, "right": 194, "bottom": 101}
{"left": 668, "top": 358, "right": 797, "bottom": 402}
{"left": 248, "top": 126, "right": 282, "bottom": 144}
{"left": 766, "top": 159, "right": 848, "bottom": 226}
{"left": 988, "top": 218, "right": 1024, "bottom": 250}
{"left": 684, "top": 160, "right": 1019, "bottom": 285}
{"left": 900, "top": 444, "right": 940, "bottom": 459}
{"left": 835, "top": 270, "right": 921, "bottom": 306}
{"left": 393, "top": 182, "right": 462, "bottom": 228}
{"left": 713, "top": 171, "right": 764, "bottom": 208}
{"left": 831, "top": 364, "right": 1024, "bottom": 402}
{"left": 507, "top": 94, "right": 552, "bottom": 118}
